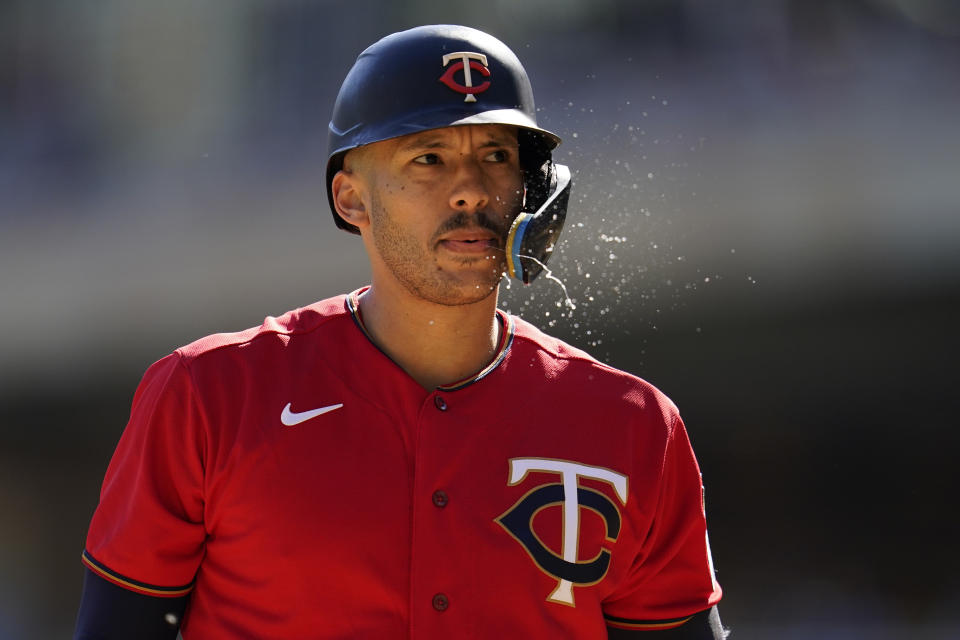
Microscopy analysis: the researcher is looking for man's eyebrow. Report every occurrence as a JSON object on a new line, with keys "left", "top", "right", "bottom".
{"left": 478, "top": 136, "right": 519, "bottom": 148}
{"left": 397, "top": 135, "right": 448, "bottom": 152}
{"left": 396, "top": 132, "right": 519, "bottom": 153}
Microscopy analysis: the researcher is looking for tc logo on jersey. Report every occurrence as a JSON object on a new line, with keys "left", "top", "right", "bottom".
{"left": 439, "top": 51, "right": 491, "bottom": 103}
{"left": 496, "top": 458, "right": 628, "bottom": 607}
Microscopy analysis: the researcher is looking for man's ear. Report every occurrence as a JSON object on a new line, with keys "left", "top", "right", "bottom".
{"left": 331, "top": 170, "right": 369, "bottom": 230}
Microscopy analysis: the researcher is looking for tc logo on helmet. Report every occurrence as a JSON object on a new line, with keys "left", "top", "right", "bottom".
{"left": 439, "top": 52, "right": 491, "bottom": 103}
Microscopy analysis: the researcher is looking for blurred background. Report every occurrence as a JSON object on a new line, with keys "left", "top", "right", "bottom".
{"left": 2, "top": 0, "right": 958, "bottom": 637}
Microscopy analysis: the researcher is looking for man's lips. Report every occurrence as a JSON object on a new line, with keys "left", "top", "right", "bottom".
{"left": 438, "top": 230, "right": 501, "bottom": 254}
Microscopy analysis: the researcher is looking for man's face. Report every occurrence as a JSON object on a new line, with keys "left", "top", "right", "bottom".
{"left": 347, "top": 124, "right": 524, "bottom": 306}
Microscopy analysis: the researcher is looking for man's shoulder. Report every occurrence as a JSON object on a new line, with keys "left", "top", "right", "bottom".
{"left": 174, "top": 293, "right": 353, "bottom": 362}
{"left": 506, "top": 313, "right": 678, "bottom": 416}
{"left": 508, "top": 313, "right": 599, "bottom": 364}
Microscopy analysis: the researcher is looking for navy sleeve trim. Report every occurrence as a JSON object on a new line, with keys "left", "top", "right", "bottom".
{"left": 81, "top": 550, "right": 193, "bottom": 597}
{"left": 605, "top": 612, "right": 694, "bottom": 630}
{"left": 606, "top": 606, "right": 728, "bottom": 638}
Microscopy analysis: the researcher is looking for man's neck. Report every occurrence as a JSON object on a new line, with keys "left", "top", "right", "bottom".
{"left": 357, "top": 284, "right": 501, "bottom": 391}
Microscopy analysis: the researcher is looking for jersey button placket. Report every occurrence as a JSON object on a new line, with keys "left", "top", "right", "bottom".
{"left": 430, "top": 398, "right": 450, "bottom": 612}
{"left": 415, "top": 391, "right": 455, "bottom": 633}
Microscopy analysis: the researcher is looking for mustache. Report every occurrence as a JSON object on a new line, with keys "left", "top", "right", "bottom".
{"left": 432, "top": 211, "right": 508, "bottom": 241}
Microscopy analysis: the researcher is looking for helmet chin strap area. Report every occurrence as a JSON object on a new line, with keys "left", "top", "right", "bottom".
{"left": 504, "top": 163, "right": 571, "bottom": 284}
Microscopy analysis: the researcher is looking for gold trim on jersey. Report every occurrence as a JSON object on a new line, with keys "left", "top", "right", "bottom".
{"left": 604, "top": 616, "right": 693, "bottom": 631}
{"left": 603, "top": 615, "right": 694, "bottom": 630}
{"left": 81, "top": 550, "right": 193, "bottom": 597}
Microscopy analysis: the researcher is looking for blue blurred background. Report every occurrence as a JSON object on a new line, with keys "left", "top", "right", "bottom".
{"left": 2, "top": 1, "right": 958, "bottom": 637}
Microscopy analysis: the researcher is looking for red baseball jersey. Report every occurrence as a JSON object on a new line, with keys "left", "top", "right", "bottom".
{"left": 83, "top": 289, "right": 721, "bottom": 638}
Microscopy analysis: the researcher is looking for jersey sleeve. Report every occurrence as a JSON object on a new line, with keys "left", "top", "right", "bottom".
{"left": 82, "top": 352, "right": 207, "bottom": 597}
{"left": 602, "top": 414, "right": 722, "bottom": 630}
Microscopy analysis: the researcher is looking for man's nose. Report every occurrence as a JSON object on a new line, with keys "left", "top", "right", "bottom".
{"left": 448, "top": 158, "right": 490, "bottom": 212}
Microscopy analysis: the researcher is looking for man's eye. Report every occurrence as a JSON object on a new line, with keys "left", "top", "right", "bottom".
{"left": 413, "top": 153, "right": 440, "bottom": 165}
{"left": 484, "top": 150, "right": 509, "bottom": 162}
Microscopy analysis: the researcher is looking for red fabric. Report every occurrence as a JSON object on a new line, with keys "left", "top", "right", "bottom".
{"left": 84, "top": 292, "right": 720, "bottom": 639}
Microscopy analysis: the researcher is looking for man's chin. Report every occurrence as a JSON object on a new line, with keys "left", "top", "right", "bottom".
{"left": 406, "top": 273, "right": 503, "bottom": 307}
{"left": 435, "top": 283, "right": 501, "bottom": 307}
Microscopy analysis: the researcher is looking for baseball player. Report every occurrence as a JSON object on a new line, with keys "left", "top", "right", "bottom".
{"left": 75, "top": 25, "right": 726, "bottom": 639}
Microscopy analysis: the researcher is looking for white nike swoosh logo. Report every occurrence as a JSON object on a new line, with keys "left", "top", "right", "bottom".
{"left": 280, "top": 402, "right": 344, "bottom": 426}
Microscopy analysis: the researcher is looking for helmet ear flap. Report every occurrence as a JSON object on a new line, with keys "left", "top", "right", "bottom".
{"left": 507, "top": 159, "right": 571, "bottom": 284}
{"left": 518, "top": 129, "right": 553, "bottom": 212}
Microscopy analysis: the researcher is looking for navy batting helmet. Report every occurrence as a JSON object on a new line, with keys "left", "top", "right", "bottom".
{"left": 326, "top": 24, "right": 571, "bottom": 284}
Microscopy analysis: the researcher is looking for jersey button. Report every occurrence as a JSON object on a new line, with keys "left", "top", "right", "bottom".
{"left": 434, "top": 395, "right": 448, "bottom": 411}
{"left": 432, "top": 490, "right": 449, "bottom": 508}
{"left": 432, "top": 593, "right": 449, "bottom": 612}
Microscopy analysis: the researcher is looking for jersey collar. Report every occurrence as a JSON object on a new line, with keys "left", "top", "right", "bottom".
{"left": 345, "top": 288, "right": 514, "bottom": 392}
